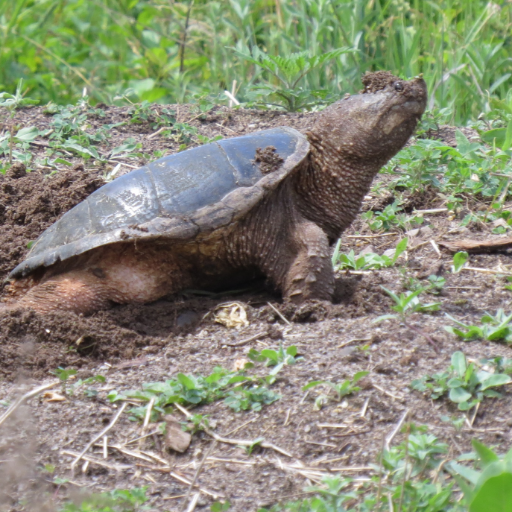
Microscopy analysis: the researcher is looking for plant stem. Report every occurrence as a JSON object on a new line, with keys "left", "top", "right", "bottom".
{"left": 179, "top": 0, "right": 194, "bottom": 74}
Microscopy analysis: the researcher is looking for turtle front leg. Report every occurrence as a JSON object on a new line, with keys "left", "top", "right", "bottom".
{"left": 280, "top": 220, "right": 334, "bottom": 303}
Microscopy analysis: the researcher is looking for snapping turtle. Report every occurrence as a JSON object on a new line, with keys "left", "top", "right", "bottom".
{"left": 6, "top": 72, "right": 427, "bottom": 314}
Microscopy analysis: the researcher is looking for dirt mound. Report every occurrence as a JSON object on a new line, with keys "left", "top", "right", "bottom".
{"left": 0, "top": 165, "right": 103, "bottom": 284}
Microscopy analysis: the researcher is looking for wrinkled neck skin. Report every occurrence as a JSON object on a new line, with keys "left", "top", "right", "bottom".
{"left": 294, "top": 137, "right": 387, "bottom": 241}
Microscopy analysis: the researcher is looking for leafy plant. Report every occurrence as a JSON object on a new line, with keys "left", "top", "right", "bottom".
{"left": 225, "top": 386, "right": 281, "bottom": 412}
{"left": 362, "top": 201, "right": 424, "bottom": 232}
{"left": 450, "top": 439, "right": 512, "bottom": 512}
{"left": 405, "top": 275, "right": 446, "bottom": 295}
{"left": 302, "top": 371, "right": 368, "bottom": 409}
{"left": 384, "top": 129, "right": 512, "bottom": 203}
{"left": 333, "top": 238, "right": 408, "bottom": 271}
{"left": 481, "top": 356, "right": 512, "bottom": 375}
{"left": 375, "top": 286, "right": 440, "bottom": 324}
{"left": 247, "top": 344, "right": 301, "bottom": 384}
{"left": 382, "top": 425, "right": 449, "bottom": 479}
{"left": 444, "top": 309, "right": 512, "bottom": 343}
{"left": 0, "top": 79, "right": 38, "bottom": 115}
{"left": 107, "top": 360, "right": 287, "bottom": 421}
{"left": 51, "top": 367, "right": 105, "bottom": 397}
{"left": 441, "top": 414, "right": 466, "bottom": 430}
{"left": 263, "top": 424, "right": 460, "bottom": 512}
{"left": 411, "top": 351, "right": 511, "bottom": 411}
{"left": 232, "top": 46, "right": 354, "bottom": 111}
{"left": 108, "top": 367, "right": 245, "bottom": 421}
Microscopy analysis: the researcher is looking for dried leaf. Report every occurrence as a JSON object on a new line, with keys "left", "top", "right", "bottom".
{"left": 233, "top": 358, "right": 248, "bottom": 371}
{"left": 43, "top": 391, "right": 66, "bottom": 402}
{"left": 214, "top": 303, "right": 249, "bottom": 329}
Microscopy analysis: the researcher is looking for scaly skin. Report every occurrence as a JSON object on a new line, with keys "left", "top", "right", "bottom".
{"left": 7, "top": 73, "right": 427, "bottom": 314}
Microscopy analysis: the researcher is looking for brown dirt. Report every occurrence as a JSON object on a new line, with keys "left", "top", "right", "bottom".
{"left": 1, "top": 104, "right": 512, "bottom": 511}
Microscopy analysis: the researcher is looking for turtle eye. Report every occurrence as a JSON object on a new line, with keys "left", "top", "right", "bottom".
{"left": 394, "top": 82, "right": 404, "bottom": 92}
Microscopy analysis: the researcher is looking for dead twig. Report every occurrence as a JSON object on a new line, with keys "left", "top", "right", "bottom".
{"left": 138, "top": 397, "right": 155, "bottom": 449}
{"left": 413, "top": 208, "right": 448, "bottom": 214}
{"left": 267, "top": 302, "right": 292, "bottom": 326}
{"left": 0, "top": 381, "right": 59, "bottom": 428}
{"left": 224, "top": 331, "right": 267, "bottom": 347}
{"left": 430, "top": 239, "right": 441, "bottom": 257}
{"left": 469, "top": 402, "right": 480, "bottom": 428}
{"left": 71, "top": 403, "right": 127, "bottom": 473}
{"left": 135, "top": 464, "right": 222, "bottom": 499}
{"left": 337, "top": 337, "right": 372, "bottom": 349}
{"left": 224, "top": 90, "right": 240, "bottom": 106}
{"left": 404, "top": 321, "right": 440, "bottom": 353}
{"left": 185, "top": 493, "right": 200, "bottom": 512}
{"left": 462, "top": 266, "right": 512, "bottom": 275}
{"left": 175, "top": 403, "right": 294, "bottom": 458}
{"left": 360, "top": 397, "right": 370, "bottom": 418}
{"left": 62, "top": 450, "right": 131, "bottom": 471}
{"left": 372, "top": 383, "right": 403, "bottom": 401}
{"left": 385, "top": 409, "right": 410, "bottom": 450}
{"left": 225, "top": 417, "right": 257, "bottom": 436}
{"left": 179, "top": 442, "right": 217, "bottom": 512}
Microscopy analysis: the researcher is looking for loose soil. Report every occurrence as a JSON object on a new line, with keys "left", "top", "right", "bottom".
{"left": 1, "top": 104, "right": 511, "bottom": 512}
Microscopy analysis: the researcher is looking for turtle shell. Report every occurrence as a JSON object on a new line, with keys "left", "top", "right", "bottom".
{"left": 10, "top": 127, "right": 310, "bottom": 278}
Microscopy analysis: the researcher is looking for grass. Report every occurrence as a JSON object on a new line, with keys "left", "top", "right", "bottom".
{"left": 0, "top": 0, "right": 511, "bottom": 121}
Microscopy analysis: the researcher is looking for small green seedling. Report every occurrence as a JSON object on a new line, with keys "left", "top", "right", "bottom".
{"left": 444, "top": 309, "right": 512, "bottom": 343}
{"left": 247, "top": 344, "right": 301, "bottom": 384}
{"left": 411, "top": 351, "right": 511, "bottom": 411}
{"left": 452, "top": 251, "right": 469, "bottom": 273}
{"left": 183, "top": 413, "right": 210, "bottom": 433}
{"left": 51, "top": 367, "right": 105, "bottom": 397}
{"left": 52, "top": 367, "right": 77, "bottom": 382}
{"left": 0, "top": 79, "right": 38, "bottom": 115}
{"left": 441, "top": 414, "right": 466, "bottom": 430}
{"left": 210, "top": 501, "right": 231, "bottom": 512}
{"left": 374, "top": 286, "right": 440, "bottom": 324}
{"left": 426, "top": 274, "right": 446, "bottom": 294}
{"left": 302, "top": 371, "right": 368, "bottom": 409}
{"left": 224, "top": 386, "right": 281, "bottom": 412}
{"left": 266, "top": 423, "right": 457, "bottom": 511}
{"left": 382, "top": 425, "right": 449, "bottom": 479}
{"left": 362, "top": 202, "right": 424, "bottom": 232}
{"left": 333, "top": 238, "right": 408, "bottom": 271}
{"left": 403, "top": 274, "right": 446, "bottom": 296}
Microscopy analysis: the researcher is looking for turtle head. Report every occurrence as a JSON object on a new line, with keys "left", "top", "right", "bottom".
{"left": 309, "top": 72, "right": 427, "bottom": 167}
